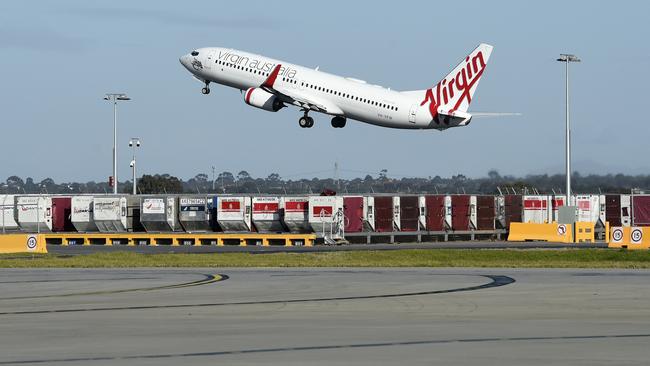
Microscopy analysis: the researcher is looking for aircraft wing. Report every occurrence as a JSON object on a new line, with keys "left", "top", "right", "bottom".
{"left": 259, "top": 64, "right": 344, "bottom": 115}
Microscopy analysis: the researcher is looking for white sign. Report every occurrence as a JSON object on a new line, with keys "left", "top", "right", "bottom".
{"left": 143, "top": 198, "right": 165, "bottom": 214}
{"left": 631, "top": 227, "right": 643, "bottom": 244}
{"left": 26, "top": 235, "right": 38, "bottom": 251}
{"left": 557, "top": 224, "right": 567, "bottom": 236}
{"left": 611, "top": 227, "right": 624, "bottom": 243}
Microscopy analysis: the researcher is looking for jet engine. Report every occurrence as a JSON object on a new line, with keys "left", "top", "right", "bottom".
{"left": 243, "top": 88, "right": 284, "bottom": 112}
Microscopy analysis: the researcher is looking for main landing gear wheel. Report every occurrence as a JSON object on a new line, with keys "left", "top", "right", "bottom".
{"left": 201, "top": 81, "right": 210, "bottom": 94}
{"left": 299, "top": 116, "right": 314, "bottom": 128}
{"left": 331, "top": 116, "right": 346, "bottom": 128}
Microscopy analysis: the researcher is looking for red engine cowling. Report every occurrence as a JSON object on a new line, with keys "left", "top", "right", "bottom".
{"left": 244, "top": 88, "right": 284, "bottom": 112}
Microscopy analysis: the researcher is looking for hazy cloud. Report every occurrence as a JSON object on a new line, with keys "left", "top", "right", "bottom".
{"left": 66, "top": 7, "right": 281, "bottom": 31}
{"left": 0, "top": 27, "right": 88, "bottom": 53}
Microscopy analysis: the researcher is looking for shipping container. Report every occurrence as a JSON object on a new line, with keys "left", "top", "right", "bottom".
{"left": 179, "top": 196, "right": 211, "bottom": 232}
{"left": 280, "top": 196, "right": 310, "bottom": 233}
{"left": 308, "top": 195, "right": 344, "bottom": 236}
{"left": 523, "top": 195, "right": 548, "bottom": 224}
{"left": 604, "top": 194, "right": 622, "bottom": 226}
{"left": 363, "top": 196, "right": 375, "bottom": 231}
{"left": 633, "top": 195, "right": 650, "bottom": 226}
{"left": 424, "top": 195, "right": 446, "bottom": 231}
{"left": 140, "top": 196, "right": 181, "bottom": 232}
{"left": 476, "top": 195, "right": 495, "bottom": 230}
{"left": 15, "top": 196, "right": 52, "bottom": 232}
{"left": 51, "top": 197, "right": 74, "bottom": 232}
{"left": 343, "top": 196, "right": 364, "bottom": 233}
{"left": 252, "top": 196, "right": 284, "bottom": 232}
{"left": 549, "top": 195, "right": 566, "bottom": 223}
{"left": 0, "top": 195, "right": 19, "bottom": 232}
{"left": 216, "top": 196, "right": 252, "bottom": 232}
{"left": 621, "top": 195, "right": 632, "bottom": 226}
{"left": 71, "top": 196, "right": 99, "bottom": 232}
{"left": 451, "top": 195, "right": 472, "bottom": 231}
{"left": 399, "top": 196, "right": 419, "bottom": 231}
{"left": 418, "top": 196, "right": 426, "bottom": 230}
{"left": 575, "top": 195, "right": 600, "bottom": 223}
{"left": 374, "top": 196, "right": 394, "bottom": 232}
{"left": 93, "top": 196, "right": 128, "bottom": 232}
{"left": 503, "top": 195, "right": 523, "bottom": 228}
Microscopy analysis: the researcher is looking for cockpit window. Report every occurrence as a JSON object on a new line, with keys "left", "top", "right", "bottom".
{"left": 191, "top": 51, "right": 199, "bottom": 56}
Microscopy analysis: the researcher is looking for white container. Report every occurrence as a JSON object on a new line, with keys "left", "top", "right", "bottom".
{"left": 216, "top": 196, "right": 252, "bottom": 232}
{"left": 179, "top": 196, "right": 211, "bottom": 232}
{"left": 140, "top": 196, "right": 181, "bottom": 232}
{"left": 621, "top": 195, "right": 631, "bottom": 226}
{"left": 94, "top": 196, "right": 128, "bottom": 232}
{"left": 392, "top": 196, "right": 401, "bottom": 231}
{"left": 0, "top": 195, "right": 19, "bottom": 232}
{"left": 523, "top": 195, "right": 549, "bottom": 224}
{"left": 15, "top": 196, "right": 53, "bottom": 232}
{"left": 280, "top": 196, "right": 309, "bottom": 233}
{"left": 363, "top": 196, "right": 375, "bottom": 231}
{"left": 469, "top": 195, "right": 478, "bottom": 229}
{"left": 418, "top": 196, "right": 427, "bottom": 230}
{"left": 71, "top": 196, "right": 99, "bottom": 232}
{"left": 252, "top": 196, "right": 283, "bottom": 232}
{"left": 444, "top": 195, "right": 453, "bottom": 229}
{"left": 308, "top": 196, "right": 344, "bottom": 237}
{"left": 575, "top": 194, "right": 600, "bottom": 223}
{"left": 547, "top": 195, "right": 566, "bottom": 223}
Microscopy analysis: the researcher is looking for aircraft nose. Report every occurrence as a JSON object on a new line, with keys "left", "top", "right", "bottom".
{"left": 179, "top": 54, "right": 191, "bottom": 70}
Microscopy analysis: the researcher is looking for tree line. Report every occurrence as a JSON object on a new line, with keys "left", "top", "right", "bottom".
{"left": 1, "top": 170, "right": 648, "bottom": 195}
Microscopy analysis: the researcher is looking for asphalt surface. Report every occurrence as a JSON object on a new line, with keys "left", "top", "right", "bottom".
{"left": 1, "top": 268, "right": 649, "bottom": 365}
{"left": 46, "top": 241, "right": 608, "bottom": 255}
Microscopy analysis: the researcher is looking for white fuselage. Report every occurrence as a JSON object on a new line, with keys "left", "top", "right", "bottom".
{"left": 179, "top": 46, "right": 489, "bottom": 130}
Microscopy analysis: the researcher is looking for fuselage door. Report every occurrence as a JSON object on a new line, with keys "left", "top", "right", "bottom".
{"left": 408, "top": 104, "right": 417, "bottom": 123}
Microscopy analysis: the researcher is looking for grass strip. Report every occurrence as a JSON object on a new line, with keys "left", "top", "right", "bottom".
{"left": 1, "top": 249, "right": 650, "bottom": 268}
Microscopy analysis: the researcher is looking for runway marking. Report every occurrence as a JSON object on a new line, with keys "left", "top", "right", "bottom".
{"left": 1, "top": 333, "right": 649, "bottom": 364}
{"left": 0, "top": 274, "right": 227, "bottom": 301}
{"left": 0, "top": 274, "right": 513, "bottom": 315}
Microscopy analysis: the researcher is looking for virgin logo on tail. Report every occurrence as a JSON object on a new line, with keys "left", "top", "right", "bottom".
{"left": 420, "top": 50, "right": 488, "bottom": 118}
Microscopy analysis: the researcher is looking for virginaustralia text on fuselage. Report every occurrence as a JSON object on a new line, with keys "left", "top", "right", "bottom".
{"left": 179, "top": 44, "right": 493, "bottom": 130}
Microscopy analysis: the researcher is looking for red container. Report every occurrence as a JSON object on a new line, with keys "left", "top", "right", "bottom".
{"left": 343, "top": 196, "right": 364, "bottom": 233}
{"left": 400, "top": 196, "right": 419, "bottom": 231}
{"left": 504, "top": 195, "right": 523, "bottom": 227}
{"left": 451, "top": 195, "right": 470, "bottom": 231}
{"left": 605, "top": 194, "right": 622, "bottom": 226}
{"left": 374, "top": 196, "right": 393, "bottom": 232}
{"left": 633, "top": 195, "right": 650, "bottom": 226}
{"left": 52, "top": 197, "right": 74, "bottom": 232}
{"left": 476, "top": 195, "right": 495, "bottom": 230}
{"left": 425, "top": 195, "right": 445, "bottom": 231}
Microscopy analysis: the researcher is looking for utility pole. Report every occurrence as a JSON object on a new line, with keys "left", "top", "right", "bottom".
{"left": 556, "top": 54, "right": 580, "bottom": 205}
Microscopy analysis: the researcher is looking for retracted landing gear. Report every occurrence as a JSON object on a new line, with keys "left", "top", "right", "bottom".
{"left": 201, "top": 81, "right": 210, "bottom": 95}
{"left": 298, "top": 111, "right": 314, "bottom": 128}
{"left": 331, "top": 116, "right": 346, "bottom": 128}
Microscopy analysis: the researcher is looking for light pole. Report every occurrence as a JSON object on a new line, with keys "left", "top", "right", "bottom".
{"left": 556, "top": 54, "right": 580, "bottom": 205}
{"left": 104, "top": 93, "right": 131, "bottom": 194}
{"left": 129, "top": 138, "right": 141, "bottom": 195}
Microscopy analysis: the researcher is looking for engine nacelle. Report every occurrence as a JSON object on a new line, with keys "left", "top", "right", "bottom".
{"left": 244, "top": 88, "right": 283, "bottom": 112}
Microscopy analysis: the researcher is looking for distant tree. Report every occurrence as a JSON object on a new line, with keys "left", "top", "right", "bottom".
{"left": 379, "top": 169, "right": 388, "bottom": 181}
{"left": 194, "top": 173, "right": 209, "bottom": 182}
{"left": 267, "top": 173, "right": 281, "bottom": 182}
{"left": 138, "top": 174, "right": 183, "bottom": 194}
{"left": 237, "top": 170, "right": 251, "bottom": 181}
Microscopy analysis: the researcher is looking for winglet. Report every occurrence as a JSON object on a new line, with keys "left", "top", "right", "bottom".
{"left": 262, "top": 64, "right": 282, "bottom": 89}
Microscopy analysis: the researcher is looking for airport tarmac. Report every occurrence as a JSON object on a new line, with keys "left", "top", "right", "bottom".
{"left": 1, "top": 268, "right": 649, "bottom": 365}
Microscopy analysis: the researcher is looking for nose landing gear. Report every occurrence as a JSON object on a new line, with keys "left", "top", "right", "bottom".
{"left": 201, "top": 81, "right": 210, "bottom": 95}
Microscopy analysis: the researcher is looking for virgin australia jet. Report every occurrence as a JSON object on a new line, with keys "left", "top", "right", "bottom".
{"left": 180, "top": 43, "right": 500, "bottom": 130}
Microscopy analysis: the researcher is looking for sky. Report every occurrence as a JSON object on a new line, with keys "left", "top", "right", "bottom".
{"left": 0, "top": 0, "right": 648, "bottom": 183}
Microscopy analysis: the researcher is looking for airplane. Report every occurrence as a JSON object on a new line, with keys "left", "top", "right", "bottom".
{"left": 179, "top": 43, "right": 505, "bottom": 130}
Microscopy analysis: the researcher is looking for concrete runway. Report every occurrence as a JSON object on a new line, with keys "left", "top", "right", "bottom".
{"left": 1, "top": 268, "right": 649, "bottom": 365}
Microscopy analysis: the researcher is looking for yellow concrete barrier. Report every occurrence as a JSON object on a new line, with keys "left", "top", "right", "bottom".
{"left": 574, "top": 222, "right": 595, "bottom": 243}
{"left": 508, "top": 222, "right": 572, "bottom": 243}
{"left": 0, "top": 234, "right": 48, "bottom": 254}
{"left": 609, "top": 226, "right": 650, "bottom": 249}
